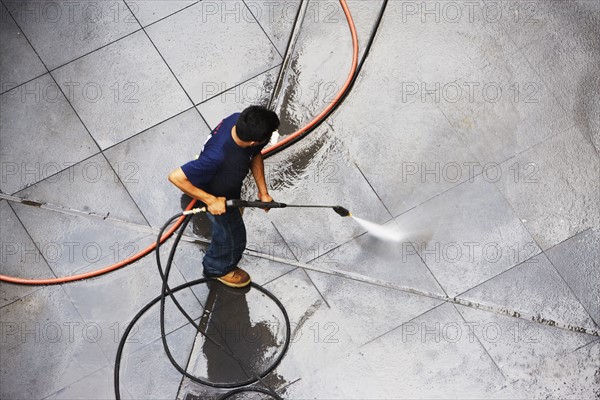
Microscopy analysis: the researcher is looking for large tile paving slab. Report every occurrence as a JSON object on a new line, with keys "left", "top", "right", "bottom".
{"left": 261, "top": 268, "right": 360, "bottom": 381}
{"left": 0, "top": 200, "right": 54, "bottom": 307}
{"left": 51, "top": 29, "right": 191, "bottom": 149}
{"left": 0, "top": 73, "right": 99, "bottom": 194}
{"left": 282, "top": 351, "right": 395, "bottom": 399}
{"left": 327, "top": 0, "right": 487, "bottom": 129}
{"left": 546, "top": 227, "right": 600, "bottom": 326}
{"left": 457, "top": 304, "right": 598, "bottom": 391}
{"left": 324, "top": 0, "right": 425, "bottom": 129}
{"left": 495, "top": 338, "right": 600, "bottom": 399}
{"left": 44, "top": 365, "right": 132, "bottom": 400}
{"left": 244, "top": 0, "right": 301, "bottom": 55}
{"left": 332, "top": 100, "right": 479, "bottom": 218}
{"left": 370, "top": 0, "right": 570, "bottom": 165}
{"left": 365, "top": 0, "right": 491, "bottom": 82}
{"left": 103, "top": 108, "right": 210, "bottom": 227}
{"left": 61, "top": 252, "right": 202, "bottom": 361}
{"left": 425, "top": 33, "right": 570, "bottom": 165}
{"left": 0, "top": 5, "right": 46, "bottom": 91}
{"left": 361, "top": 303, "right": 506, "bottom": 398}
{"left": 11, "top": 203, "right": 150, "bottom": 277}
{"left": 242, "top": 206, "right": 299, "bottom": 263}
{"left": 495, "top": 0, "right": 600, "bottom": 127}
{"left": 394, "top": 174, "right": 541, "bottom": 298}
{"left": 196, "top": 66, "right": 279, "bottom": 129}
{"left": 306, "top": 270, "right": 443, "bottom": 346}
{"left": 70, "top": 230, "right": 157, "bottom": 275}
{"left": 495, "top": 126, "right": 600, "bottom": 250}
{"left": 461, "top": 252, "right": 597, "bottom": 329}
{"left": 120, "top": 323, "right": 197, "bottom": 399}
{"left": 16, "top": 153, "right": 148, "bottom": 225}
{"left": 309, "top": 219, "right": 445, "bottom": 296}
{"left": 145, "top": 0, "right": 281, "bottom": 104}
{"left": 260, "top": 127, "right": 390, "bottom": 262}
{"left": 0, "top": 286, "right": 109, "bottom": 400}
{"left": 541, "top": 339, "right": 600, "bottom": 399}
{"left": 125, "top": 0, "right": 198, "bottom": 27}
{"left": 3, "top": 0, "right": 139, "bottom": 70}
{"left": 529, "top": 338, "right": 600, "bottom": 399}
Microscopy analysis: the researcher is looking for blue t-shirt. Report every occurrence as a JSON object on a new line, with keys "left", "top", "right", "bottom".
{"left": 180, "top": 113, "right": 267, "bottom": 200}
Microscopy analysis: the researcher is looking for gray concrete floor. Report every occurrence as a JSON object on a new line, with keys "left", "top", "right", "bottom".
{"left": 1, "top": 0, "right": 599, "bottom": 399}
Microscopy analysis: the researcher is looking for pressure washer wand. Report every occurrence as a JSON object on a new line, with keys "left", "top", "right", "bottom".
{"left": 226, "top": 199, "right": 351, "bottom": 217}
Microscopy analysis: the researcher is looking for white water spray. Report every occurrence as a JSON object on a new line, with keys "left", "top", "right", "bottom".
{"left": 351, "top": 216, "right": 405, "bottom": 242}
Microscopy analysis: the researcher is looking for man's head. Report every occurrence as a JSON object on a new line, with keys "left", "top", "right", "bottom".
{"left": 236, "top": 106, "right": 280, "bottom": 144}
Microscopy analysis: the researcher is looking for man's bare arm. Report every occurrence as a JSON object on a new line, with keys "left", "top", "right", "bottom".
{"left": 250, "top": 153, "right": 272, "bottom": 202}
{"left": 168, "top": 168, "right": 226, "bottom": 215}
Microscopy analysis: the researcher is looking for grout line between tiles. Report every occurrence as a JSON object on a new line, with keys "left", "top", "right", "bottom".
{"left": 99, "top": 152, "right": 152, "bottom": 227}
{"left": 360, "top": 303, "right": 446, "bottom": 347}
{"left": 120, "top": 0, "right": 212, "bottom": 132}
{"left": 301, "top": 269, "right": 331, "bottom": 309}
{"left": 454, "top": 303, "right": 507, "bottom": 380}
{"left": 6, "top": 202, "right": 59, "bottom": 279}
{"left": 241, "top": 0, "right": 284, "bottom": 58}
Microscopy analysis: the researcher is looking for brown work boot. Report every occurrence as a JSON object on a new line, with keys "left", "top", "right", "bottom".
{"left": 216, "top": 267, "right": 251, "bottom": 288}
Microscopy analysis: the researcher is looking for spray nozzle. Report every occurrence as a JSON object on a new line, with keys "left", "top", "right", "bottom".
{"left": 333, "top": 206, "right": 351, "bottom": 217}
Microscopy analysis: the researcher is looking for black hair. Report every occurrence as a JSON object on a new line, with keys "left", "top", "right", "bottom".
{"left": 236, "top": 105, "right": 280, "bottom": 143}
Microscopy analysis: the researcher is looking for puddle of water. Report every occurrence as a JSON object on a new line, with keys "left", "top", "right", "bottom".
{"left": 183, "top": 283, "right": 289, "bottom": 392}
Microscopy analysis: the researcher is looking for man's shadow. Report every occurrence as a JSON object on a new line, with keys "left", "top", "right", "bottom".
{"left": 198, "top": 282, "right": 287, "bottom": 387}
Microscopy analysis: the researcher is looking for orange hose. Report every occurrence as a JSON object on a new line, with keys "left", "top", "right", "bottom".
{"left": 263, "top": 0, "right": 359, "bottom": 154}
{"left": 0, "top": 0, "right": 359, "bottom": 285}
{"left": 0, "top": 199, "right": 198, "bottom": 285}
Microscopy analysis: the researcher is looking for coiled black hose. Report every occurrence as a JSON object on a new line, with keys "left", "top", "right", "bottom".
{"left": 114, "top": 212, "right": 291, "bottom": 398}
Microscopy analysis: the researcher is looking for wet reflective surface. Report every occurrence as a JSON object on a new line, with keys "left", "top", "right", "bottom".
{"left": 185, "top": 283, "right": 288, "bottom": 386}
{"left": 1, "top": 0, "right": 600, "bottom": 398}
{"left": 272, "top": 0, "right": 385, "bottom": 135}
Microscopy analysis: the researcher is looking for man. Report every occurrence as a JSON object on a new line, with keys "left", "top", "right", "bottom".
{"left": 168, "top": 106, "right": 280, "bottom": 288}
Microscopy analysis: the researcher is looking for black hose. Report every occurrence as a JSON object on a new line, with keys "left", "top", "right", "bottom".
{"left": 157, "top": 214, "right": 289, "bottom": 390}
{"left": 267, "top": 0, "right": 306, "bottom": 110}
{"left": 217, "top": 387, "right": 282, "bottom": 400}
{"left": 266, "top": 0, "right": 390, "bottom": 156}
{"left": 114, "top": 212, "right": 291, "bottom": 398}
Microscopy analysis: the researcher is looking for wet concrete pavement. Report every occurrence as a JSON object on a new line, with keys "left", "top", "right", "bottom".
{"left": 1, "top": 0, "right": 599, "bottom": 399}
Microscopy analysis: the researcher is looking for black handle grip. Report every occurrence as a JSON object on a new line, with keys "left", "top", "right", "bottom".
{"left": 226, "top": 199, "right": 287, "bottom": 209}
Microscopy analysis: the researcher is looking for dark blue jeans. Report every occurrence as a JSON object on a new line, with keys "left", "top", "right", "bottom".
{"left": 203, "top": 208, "right": 246, "bottom": 277}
